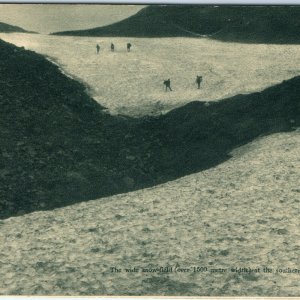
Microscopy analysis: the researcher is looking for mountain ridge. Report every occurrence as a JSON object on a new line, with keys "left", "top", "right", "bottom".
{"left": 52, "top": 5, "right": 300, "bottom": 44}
{"left": 0, "top": 21, "right": 35, "bottom": 33}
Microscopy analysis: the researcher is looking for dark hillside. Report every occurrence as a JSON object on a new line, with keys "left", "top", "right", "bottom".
{"left": 0, "top": 22, "right": 33, "bottom": 33}
{"left": 53, "top": 5, "right": 300, "bottom": 44}
{"left": 0, "top": 39, "right": 299, "bottom": 219}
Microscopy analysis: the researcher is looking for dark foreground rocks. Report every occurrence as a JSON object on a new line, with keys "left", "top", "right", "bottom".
{"left": 0, "top": 39, "right": 299, "bottom": 218}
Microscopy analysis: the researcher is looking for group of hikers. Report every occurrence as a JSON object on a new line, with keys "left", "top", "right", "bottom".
{"left": 95, "top": 43, "right": 202, "bottom": 91}
{"left": 164, "top": 75, "right": 203, "bottom": 91}
{"left": 96, "top": 42, "right": 132, "bottom": 53}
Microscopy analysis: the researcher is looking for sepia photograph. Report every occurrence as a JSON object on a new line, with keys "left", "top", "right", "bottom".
{"left": 0, "top": 2, "right": 299, "bottom": 296}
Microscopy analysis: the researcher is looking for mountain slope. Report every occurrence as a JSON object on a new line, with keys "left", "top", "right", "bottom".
{"left": 0, "top": 22, "right": 32, "bottom": 33}
{"left": 0, "top": 130, "right": 299, "bottom": 295}
{"left": 52, "top": 5, "right": 300, "bottom": 44}
{"left": 0, "top": 38, "right": 299, "bottom": 219}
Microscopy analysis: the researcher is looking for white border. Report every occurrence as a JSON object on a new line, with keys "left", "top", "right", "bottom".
{"left": 1, "top": 0, "right": 300, "bottom": 4}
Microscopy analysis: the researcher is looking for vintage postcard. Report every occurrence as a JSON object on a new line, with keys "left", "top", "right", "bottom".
{"left": 0, "top": 2, "right": 299, "bottom": 297}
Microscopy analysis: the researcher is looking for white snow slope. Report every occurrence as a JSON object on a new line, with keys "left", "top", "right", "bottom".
{"left": 0, "top": 130, "right": 299, "bottom": 296}
{"left": 1, "top": 33, "right": 300, "bottom": 116}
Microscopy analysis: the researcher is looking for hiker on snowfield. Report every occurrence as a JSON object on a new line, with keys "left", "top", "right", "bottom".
{"left": 96, "top": 44, "right": 100, "bottom": 54}
{"left": 196, "top": 75, "right": 203, "bottom": 89}
{"left": 111, "top": 43, "right": 115, "bottom": 52}
{"left": 164, "top": 79, "right": 172, "bottom": 91}
{"left": 127, "top": 43, "right": 132, "bottom": 52}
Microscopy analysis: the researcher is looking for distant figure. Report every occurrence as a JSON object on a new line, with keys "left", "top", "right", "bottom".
{"left": 163, "top": 79, "right": 172, "bottom": 91}
{"left": 96, "top": 44, "right": 100, "bottom": 54}
{"left": 196, "top": 75, "right": 203, "bottom": 89}
{"left": 127, "top": 43, "right": 132, "bottom": 52}
{"left": 111, "top": 43, "right": 115, "bottom": 52}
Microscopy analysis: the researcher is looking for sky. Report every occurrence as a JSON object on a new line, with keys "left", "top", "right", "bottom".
{"left": 0, "top": 4, "right": 145, "bottom": 34}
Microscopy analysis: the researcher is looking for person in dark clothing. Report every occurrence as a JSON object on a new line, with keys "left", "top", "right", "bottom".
{"left": 96, "top": 44, "right": 100, "bottom": 54}
{"left": 196, "top": 75, "right": 203, "bottom": 89}
{"left": 127, "top": 43, "right": 132, "bottom": 52}
{"left": 163, "top": 79, "right": 172, "bottom": 91}
{"left": 111, "top": 43, "right": 115, "bottom": 52}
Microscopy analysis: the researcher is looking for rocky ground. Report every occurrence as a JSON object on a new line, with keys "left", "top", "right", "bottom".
{"left": 0, "top": 130, "right": 299, "bottom": 296}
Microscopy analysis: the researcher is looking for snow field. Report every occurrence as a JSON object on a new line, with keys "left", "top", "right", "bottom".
{"left": 0, "top": 130, "right": 299, "bottom": 295}
{"left": 1, "top": 33, "right": 300, "bottom": 116}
